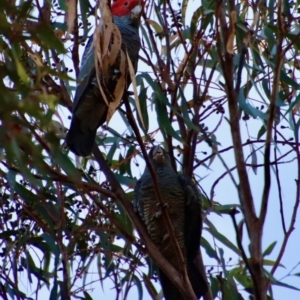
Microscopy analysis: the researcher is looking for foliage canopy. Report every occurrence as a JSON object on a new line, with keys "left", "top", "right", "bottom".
{"left": 0, "top": 0, "right": 300, "bottom": 299}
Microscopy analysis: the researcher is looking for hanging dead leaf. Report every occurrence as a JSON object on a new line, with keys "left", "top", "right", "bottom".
{"left": 100, "top": 23, "right": 122, "bottom": 82}
{"left": 65, "top": 0, "right": 77, "bottom": 40}
{"left": 226, "top": 10, "right": 236, "bottom": 54}
{"left": 94, "top": 0, "right": 123, "bottom": 109}
{"left": 126, "top": 50, "right": 145, "bottom": 129}
{"left": 94, "top": 60, "right": 110, "bottom": 107}
{"left": 109, "top": 24, "right": 122, "bottom": 66}
{"left": 94, "top": 23, "right": 110, "bottom": 107}
{"left": 106, "top": 50, "right": 126, "bottom": 123}
{"left": 99, "top": 0, "right": 114, "bottom": 58}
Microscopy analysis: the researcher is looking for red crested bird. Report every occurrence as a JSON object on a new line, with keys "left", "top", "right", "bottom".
{"left": 66, "top": 0, "right": 144, "bottom": 156}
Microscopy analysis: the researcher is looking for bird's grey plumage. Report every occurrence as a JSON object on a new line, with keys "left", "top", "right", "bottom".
{"left": 133, "top": 146, "right": 208, "bottom": 300}
{"left": 66, "top": 14, "right": 141, "bottom": 157}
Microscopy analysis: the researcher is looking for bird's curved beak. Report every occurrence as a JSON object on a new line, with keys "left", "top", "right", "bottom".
{"left": 131, "top": 2, "right": 143, "bottom": 23}
{"left": 152, "top": 145, "right": 165, "bottom": 164}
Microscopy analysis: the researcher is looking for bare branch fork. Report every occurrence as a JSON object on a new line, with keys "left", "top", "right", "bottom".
{"left": 215, "top": 0, "right": 278, "bottom": 298}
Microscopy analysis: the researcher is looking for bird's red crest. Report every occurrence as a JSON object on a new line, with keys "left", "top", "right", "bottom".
{"left": 111, "top": 0, "right": 145, "bottom": 17}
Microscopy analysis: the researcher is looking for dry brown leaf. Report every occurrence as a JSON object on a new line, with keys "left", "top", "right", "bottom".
{"left": 94, "top": 23, "right": 110, "bottom": 107}
{"left": 226, "top": 10, "right": 236, "bottom": 54}
{"left": 109, "top": 24, "right": 122, "bottom": 65}
{"left": 65, "top": 0, "right": 77, "bottom": 39}
{"left": 106, "top": 51, "right": 126, "bottom": 123}
{"left": 126, "top": 50, "right": 145, "bottom": 129}
{"left": 101, "top": 23, "right": 122, "bottom": 82}
{"left": 95, "top": 63, "right": 110, "bottom": 107}
{"left": 94, "top": 28, "right": 110, "bottom": 106}
{"left": 94, "top": 0, "right": 123, "bottom": 110}
{"left": 99, "top": 0, "right": 113, "bottom": 58}
{"left": 94, "top": 25, "right": 103, "bottom": 70}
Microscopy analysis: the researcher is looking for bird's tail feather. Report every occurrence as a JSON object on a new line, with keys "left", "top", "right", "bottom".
{"left": 159, "top": 260, "right": 208, "bottom": 300}
{"left": 187, "top": 260, "right": 208, "bottom": 298}
{"left": 159, "top": 269, "right": 184, "bottom": 300}
{"left": 66, "top": 117, "right": 96, "bottom": 157}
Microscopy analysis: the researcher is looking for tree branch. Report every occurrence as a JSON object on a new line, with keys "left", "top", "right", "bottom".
{"left": 92, "top": 145, "right": 197, "bottom": 300}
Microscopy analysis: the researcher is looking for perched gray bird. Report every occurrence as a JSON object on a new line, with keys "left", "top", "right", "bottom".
{"left": 66, "top": 0, "right": 144, "bottom": 156}
{"left": 134, "top": 145, "right": 208, "bottom": 300}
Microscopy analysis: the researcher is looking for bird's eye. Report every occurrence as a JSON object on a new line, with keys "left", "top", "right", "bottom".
{"left": 124, "top": 1, "right": 129, "bottom": 6}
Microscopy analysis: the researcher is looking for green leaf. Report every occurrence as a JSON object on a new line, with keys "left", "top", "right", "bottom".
{"left": 79, "top": 0, "right": 90, "bottom": 38}
{"left": 58, "top": 0, "right": 67, "bottom": 10}
{"left": 213, "top": 204, "right": 241, "bottom": 215}
{"left": 140, "top": 25, "right": 153, "bottom": 55}
{"left": 83, "top": 291, "right": 93, "bottom": 300}
{"left": 262, "top": 259, "right": 285, "bottom": 268}
{"left": 140, "top": 73, "right": 182, "bottom": 141}
{"left": 231, "top": 266, "right": 253, "bottom": 289}
{"left": 257, "top": 125, "right": 266, "bottom": 139}
{"left": 98, "top": 231, "right": 115, "bottom": 278}
{"left": 146, "top": 19, "right": 163, "bottom": 34}
{"left": 136, "top": 87, "right": 149, "bottom": 133}
{"left": 6, "top": 170, "right": 16, "bottom": 194}
{"left": 125, "top": 146, "right": 136, "bottom": 177}
{"left": 263, "top": 241, "right": 277, "bottom": 257}
{"left": 262, "top": 78, "right": 271, "bottom": 99}
{"left": 115, "top": 202, "right": 134, "bottom": 236}
{"left": 155, "top": 96, "right": 182, "bottom": 142}
{"left": 238, "top": 90, "right": 267, "bottom": 120}
{"left": 249, "top": 144, "right": 257, "bottom": 175}
{"left": 133, "top": 275, "right": 143, "bottom": 300}
{"left": 143, "top": 273, "right": 158, "bottom": 298}
{"left": 114, "top": 174, "right": 136, "bottom": 188}
{"left": 201, "top": 237, "right": 219, "bottom": 261}
{"left": 107, "top": 140, "right": 119, "bottom": 162}
{"left": 181, "top": 0, "right": 189, "bottom": 26}
{"left": 210, "top": 276, "right": 219, "bottom": 298}
{"left": 265, "top": 269, "right": 300, "bottom": 291}
{"left": 22, "top": 251, "right": 50, "bottom": 285}
{"left": 280, "top": 70, "right": 300, "bottom": 89}
{"left": 219, "top": 247, "right": 228, "bottom": 278}
{"left": 51, "top": 150, "right": 80, "bottom": 179}
{"left": 190, "top": 6, "right": 202, "bottom": 38}
{"left": 222, "top": 275, "right": 242, "bottom": 300}
{"left": 50, "top": 281, "right": 58, "bottom": 300}
{"left": 205, "top": 219, "right": 241, "bottom": 255}
{"left": 12, "top": 51, "right": 30, "bottom": 85}
{"left": 36, "top": 25, "right": 66, "bottom": 53}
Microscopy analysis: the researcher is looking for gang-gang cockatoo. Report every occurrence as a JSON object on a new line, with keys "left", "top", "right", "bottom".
{"left": 66, "top": 0, "right": 144, "bottom": 156}
{"left": 134, "top": 145, "right": 208, "bottom": 300}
